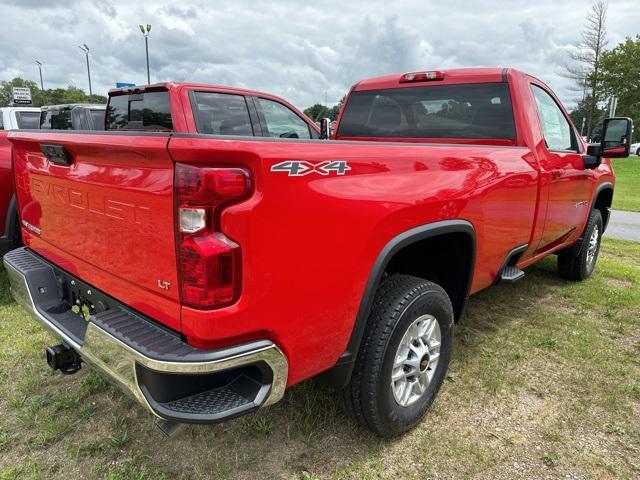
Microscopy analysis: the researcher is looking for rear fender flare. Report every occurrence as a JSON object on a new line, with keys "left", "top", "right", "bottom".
{"left": 2, "top": 195, "right": 18, "bottom": 241}
{"left": 319, "top": 219, "right": 476, "bottom": 389}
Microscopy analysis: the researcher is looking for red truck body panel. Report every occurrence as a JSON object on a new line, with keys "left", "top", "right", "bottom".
{"left": 8, "top": 70, "right": 615, "bottom": 387}
{"left": 10, "top": 132, "right": 182, "bottom": 331}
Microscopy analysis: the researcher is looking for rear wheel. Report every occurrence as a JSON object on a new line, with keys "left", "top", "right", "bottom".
{"left": 558, "top": 209, "right": 603, "bottom": 281}
{"left": 341, "top": 275, "right": 453, "bottom": 437}
{"left": 636, "top": 147, "right": 640, "bottom": 156}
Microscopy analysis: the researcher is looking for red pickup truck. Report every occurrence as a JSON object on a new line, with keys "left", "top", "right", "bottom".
{"left": 4, "top": 69, "right": 632, "bottom": 437}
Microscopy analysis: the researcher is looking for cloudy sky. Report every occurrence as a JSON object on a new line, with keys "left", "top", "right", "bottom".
{"left": 0, "top": 0, "right": 638, "bottom": 109}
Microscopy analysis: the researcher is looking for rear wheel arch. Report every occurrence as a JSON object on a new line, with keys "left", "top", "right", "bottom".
{"left": 318, "top": 220, "right": 476, "bottom": 389}
{"left": 4, "top": 195, "right": 19, "bottom": 240}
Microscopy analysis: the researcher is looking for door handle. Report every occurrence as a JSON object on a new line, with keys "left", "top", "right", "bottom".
{"left": 41, "top": 144, "right": 73, "bottom": 166}
{"left": 551, "top": 169, "right": 563, "bottom": 179}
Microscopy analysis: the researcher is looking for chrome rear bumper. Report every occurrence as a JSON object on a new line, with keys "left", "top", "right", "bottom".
{"left": 3, "top": 247, "right": 288, "bottom": 423}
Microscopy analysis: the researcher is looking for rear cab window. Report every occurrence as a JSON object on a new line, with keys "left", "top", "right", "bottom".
{"left": 15, "top": 111, "right": 40, "bottom": 129}
{"left": 107, "top": 91, "right": 173, "bottom": 131}
{"left": 337, "top": 83, "right": 516, "bottom": 142}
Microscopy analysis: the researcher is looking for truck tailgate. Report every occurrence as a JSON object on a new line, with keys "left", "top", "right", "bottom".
{"left": 9, "top": 131, "right": 181, "bottom": 332}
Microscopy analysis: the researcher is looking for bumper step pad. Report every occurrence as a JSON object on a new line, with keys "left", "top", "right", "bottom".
{"left": 163, "top": 386, "right": 250, "bottom": 415}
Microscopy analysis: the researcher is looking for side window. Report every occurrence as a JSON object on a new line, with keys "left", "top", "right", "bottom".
{"left": 256, "top": 98, "right": 311, "bottom": 139}
{"left": 192, "top": 92, "right": 253, "bottom": 136}
{"left": 0, "top": 114, "right": 4, "bottom": 130}
{"left": 531, "top": 85, "right": 576, "bottom": 152}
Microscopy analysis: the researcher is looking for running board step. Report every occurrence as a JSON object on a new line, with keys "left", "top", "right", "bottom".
{"left": 500, "top": 266, "right": 525, "bottom": 284}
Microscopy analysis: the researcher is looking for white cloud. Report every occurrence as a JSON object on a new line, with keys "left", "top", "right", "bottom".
{"left": 0, "top": 0, "right": 637, "bottom": 109}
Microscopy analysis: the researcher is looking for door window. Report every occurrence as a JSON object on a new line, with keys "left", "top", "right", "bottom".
{"left": 256, "top": 98, "right": 311, "bottom": 139}
{"left": 192, "top": 92, "right": 254, "bottom": 136}
{"left": 531, "top": 85, "right": 576, "bottom": 152}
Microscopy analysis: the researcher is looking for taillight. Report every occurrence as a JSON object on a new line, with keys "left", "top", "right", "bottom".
{"left": 399, "top": 71, "right": 445, "bottom": 83}
{"left": 175, "top": 163, "right": 252, "bottom": 309}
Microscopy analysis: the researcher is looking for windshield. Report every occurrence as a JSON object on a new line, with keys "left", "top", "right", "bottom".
{"left": 15, "top": 111, "right": 41, "bottom": 129}
{"left": 338, "top": 83, "right": 516, "bottom": 141}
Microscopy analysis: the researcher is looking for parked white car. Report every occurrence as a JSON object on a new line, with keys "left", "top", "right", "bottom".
{"left": 630, "top": 142, "right": 640, "bottom": 156}
{"left": 0, "top": 107, "right": 41, "bottom": 130}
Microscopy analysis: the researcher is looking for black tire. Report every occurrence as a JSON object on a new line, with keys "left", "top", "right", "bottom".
{"left": 341, "top": 275, "right": 454, "bottom": 437}
{"left": 558, "top": 209, "right": 603, "bottom": 281}
{"left": 636, "top": 147, "right": 640, "bottom": 156}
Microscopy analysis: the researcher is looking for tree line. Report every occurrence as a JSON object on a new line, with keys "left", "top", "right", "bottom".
{"left": 0, "top": 77, "right": 106, "bottom": 108}
{"left": 557, "top": 1, "right": 636, "bottom": 140}
{"left": 303, "top": 97, "right": 345, "bottom": 122}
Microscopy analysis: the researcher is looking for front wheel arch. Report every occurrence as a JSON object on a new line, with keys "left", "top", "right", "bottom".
{"left": 592, "top": 183, "right": 613, "bottom": 232}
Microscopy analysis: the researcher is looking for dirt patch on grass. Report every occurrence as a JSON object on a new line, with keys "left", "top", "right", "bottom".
{"left": 605, "top": 277, "right": 634, "bottom": 289}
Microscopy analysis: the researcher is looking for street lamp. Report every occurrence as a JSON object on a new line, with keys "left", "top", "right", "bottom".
{"left": 35, "top": 60, "right": 45, "bottom": 106}
{"left": 78, "top": 44, "right": 93, "bottom": 99}
{"left": 139, "top": 23, "right": 152, "bottom": 85}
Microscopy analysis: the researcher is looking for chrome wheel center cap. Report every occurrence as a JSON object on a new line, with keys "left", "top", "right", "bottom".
{"left": 419, "top": 354, "right": 430, "bottom": 372}
{"left": 391, "top": 314, "right": 442, "bottom": 407}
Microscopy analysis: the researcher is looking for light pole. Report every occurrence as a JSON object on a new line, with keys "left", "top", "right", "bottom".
{"left": 35, "top": 60, "right": 45, "bottom": 106}
{"left": 78, "top": 44, "right": 93, "bottom": 99}
{"left": 139, "top": 24, "right": 152, "bottom": 84}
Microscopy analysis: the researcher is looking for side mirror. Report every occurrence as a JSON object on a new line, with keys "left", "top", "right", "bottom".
{"left": 320, "top": 117, "right": 331, "bottom": 140}
{"left": 583, "top": 144, "right": 602, "bottom": 169}
{"left": 601, "top": 117, "right": 633, "bottom": 158}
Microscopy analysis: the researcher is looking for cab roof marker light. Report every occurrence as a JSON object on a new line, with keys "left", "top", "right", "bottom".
{"left": 400, "top": 71, "right": 445, "bottom": 83}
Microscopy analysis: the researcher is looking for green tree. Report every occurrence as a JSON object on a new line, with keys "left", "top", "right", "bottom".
{"left": 0, "top": 78, "right": 42, "bottom": 107}
{"left": 304, "top": 104, "right": 330, "bottom": 122}
{"left": 570, "top": 95, "right": 606, "bottom": 140}
{"left": 0, "top": 77, "right": 107, "bottom": 107}
{"left": 304, "top": 96, "right": 347, "bottom": 122}
{"left": 327, "top": 96, "right": 346, "bottom": 121}
{"left": 599, "top": 35, "right": 640, "bottom": 132}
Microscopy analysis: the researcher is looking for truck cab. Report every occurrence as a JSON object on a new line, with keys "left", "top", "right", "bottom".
{"left": 332, "top": 68, "right": 616, "bottom": 261}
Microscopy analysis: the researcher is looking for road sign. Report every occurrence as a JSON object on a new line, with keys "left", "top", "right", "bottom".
{"left": 12, "top": 87, "right": 32, "bottom": 105}
{"left": 116, "top": 82, "right": 136, "bottom": 88}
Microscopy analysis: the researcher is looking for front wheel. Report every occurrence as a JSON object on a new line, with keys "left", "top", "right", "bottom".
{"left": 558, "top": 209, "right": 603, "bottom": 281}
{"left": 341, "top": 275, "right": 454, "bottom": 437}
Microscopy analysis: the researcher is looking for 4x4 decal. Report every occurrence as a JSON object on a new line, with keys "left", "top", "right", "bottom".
{"left": 271, "top": 160, "right": 351, "bottom": 176}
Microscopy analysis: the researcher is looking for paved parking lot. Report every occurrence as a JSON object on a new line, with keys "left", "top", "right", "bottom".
{"left": 605, "top": 210, "right": 640, "bottom": 242}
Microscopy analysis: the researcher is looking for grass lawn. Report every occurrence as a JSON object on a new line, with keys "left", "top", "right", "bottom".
{"left": 612, "top": 157, "right": 640, "bottom": 212}
{"left": 0, "top": 238, "right": 639, "bottom": 479}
